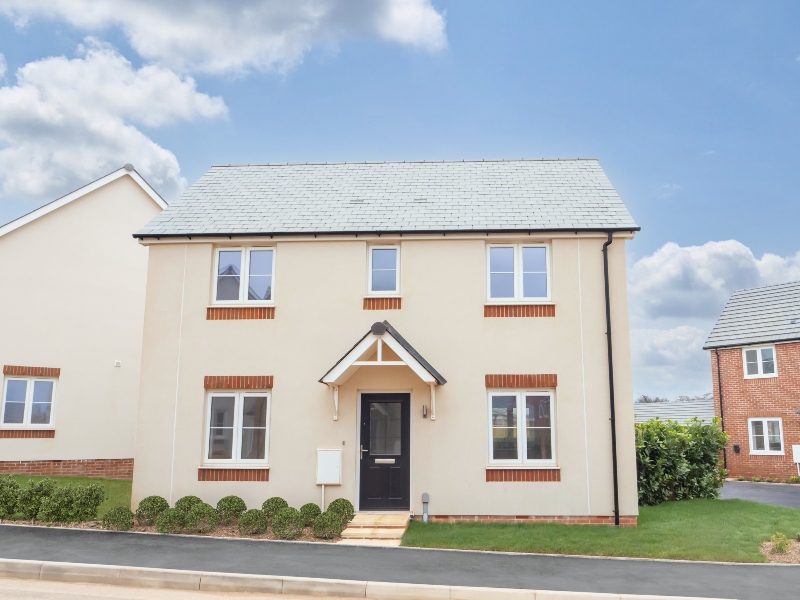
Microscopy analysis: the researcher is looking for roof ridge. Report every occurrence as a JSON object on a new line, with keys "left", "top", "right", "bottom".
{"left": 209, "top": 158, "right": 600, "bottom": 168}
{"left": 731, "top": 280, "right": 800, "bottom": 295}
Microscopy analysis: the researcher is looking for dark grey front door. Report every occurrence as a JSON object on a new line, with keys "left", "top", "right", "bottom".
{"left": 359, "top": 393, "right": 410, "bottom": 510}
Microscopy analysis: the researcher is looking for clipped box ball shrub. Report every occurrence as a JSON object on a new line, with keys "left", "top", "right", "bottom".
{"left": 239, "top": 508, "right": 268, "bottom": 535}
{"left": 103, "top": 506, "right": 135, "bottom": 531}
{"left": 262, "top": 497, "right": 288, "bottom": 520}
{"left": 313, "top": 510, "right": 343, "bottom": 539}
{"left": 271, "top": 506, "right": 303, "bottom": 540}
{"left": 300, "top": 502, "right": 321, "bottom": 527}
{"left": 136, "top": 495, "right": 169, "bottom": 526}
{"left": 156, "top": 507, "right": 185, "bottom": 534}
{"left": 18, "top": 478, "right": 56, "bottom": 521}
{"left": 0, "top": 476, "right": 21, "bottom": 519}
{"left": 216, "top": 495, "right": 246, "bottom": 525}
{"left": 185, "top": 502, "right": 219, "bottom": 534}
{"left": 327, "top": 498, "right": 355, "bottom": 525}
{"left": 175, "top": 495, "right": 203, "bottom": 515}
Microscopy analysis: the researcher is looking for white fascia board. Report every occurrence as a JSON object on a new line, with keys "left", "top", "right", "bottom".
{"left": 381, "top": 335, "right": 437, "bottom": 383}
{"left": 0, "top": 168, "right": 167, "bottom": 239}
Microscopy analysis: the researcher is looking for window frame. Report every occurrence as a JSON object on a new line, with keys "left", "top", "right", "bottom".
{"left": 741, "top": 345, "right": 778, "bottom": 379}
{"left": 0, "top": 376, "right": 57, "bottom": 429}
{"left": 486, "top": 243, "right": 551, "bottom": 303}
{"left": 367, "top": 245, "right": 401, "bottom": 296}
{"left": 203, "top": 390, "right": 271, "bottom": 465}
{"left": 486, "top": 389, "right": 557, "bottom": 467}
{"left": 748, "top": 417, "right": 784, "bottom": 455}
{"left": 212, "top": 247, "right": 276, "bottom": 306}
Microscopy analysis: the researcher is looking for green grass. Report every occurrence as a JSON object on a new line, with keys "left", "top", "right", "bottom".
{"left": 402, "top": 499, "right": 800, "bottom": 563}
{"left": 5, "top": 475, "right": 132, "bottom": 519}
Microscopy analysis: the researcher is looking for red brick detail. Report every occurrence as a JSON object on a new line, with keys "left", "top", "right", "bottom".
{"left": 484, "top": 304, "right": 555, "bottom": 318}
{"left": 0, "top": 429, "right": 55, "bottom": 439}
{"left": 204, "top": 376, "right": 273, "bottom": 390}
{"left": 198, "top": 468, "right": 269, "bottom": 482}
{"left": 206, "top": 307, "right": 275, "bottom": 320}
{"left": 711, "top": 342, "right": 800, "bottom": 480}
{"left": 0, "top": 458, "right": 133, "bottom": 480}
{"left": 486, "top": 468, "right": 561, "bottom": 482}
{"left": 3, "top": 365, "right": 60, "bottom": 377}
{"left": 414, "top": 515, "right": 637, "bottom": 527}
{"left": 485, "top": 374, "right": 558, "bottom": 388}
{"left": 363, "top": 297, "right": 402, "bottom": 310}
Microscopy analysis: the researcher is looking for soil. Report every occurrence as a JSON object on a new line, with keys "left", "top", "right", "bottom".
{"left": 760, "top": 539, "right": 800, "bottom": 564}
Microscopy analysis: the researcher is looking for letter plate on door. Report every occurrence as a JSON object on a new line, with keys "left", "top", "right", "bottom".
{"left": 374, "top": 458, "right": 396, "bottom": 464}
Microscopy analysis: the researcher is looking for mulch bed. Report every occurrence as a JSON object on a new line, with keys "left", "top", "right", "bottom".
{"left": 761, "top": 540, "right": 800, "bottom": 564}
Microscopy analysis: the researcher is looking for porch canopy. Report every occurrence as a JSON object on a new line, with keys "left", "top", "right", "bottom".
{"left": 320, "top": 321, "right": 446, "bottom": 420}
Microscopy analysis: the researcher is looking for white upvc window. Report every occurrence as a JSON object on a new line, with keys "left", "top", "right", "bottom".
{"left": 748, "top": 418, "right": 783, "bottom": 455}
{"left": 213, "top": 247, "right": 275, "bottom": 304}
{"left": 1, "top": 377, "right": 56, "bottom": 428}
{"left": 742, "top": 346, "right": 777, "bottom": 379}
{"left": 368, "top": 246, "right": 400, "bottom": 295}
{"left": 487, "top": 390, "right": 556, "bottom": 466}
{"left": 487, "top": 244, "right": 550, "bottom": 302}
{"left": 205, "top": 391, "right": 271, "bottom": 464}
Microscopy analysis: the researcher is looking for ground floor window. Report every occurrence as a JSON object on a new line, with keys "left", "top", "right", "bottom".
{"left": 1, "top": 377, "right": 56, "bottom": 427}
{"left": 488, "top": 390, "right": 555, "bottom": 465}
{"left": 205, "top": 391, "right": 270, "bottom": 464}
{"left": 748, "top": 417, "right": 783, "bottom": 455}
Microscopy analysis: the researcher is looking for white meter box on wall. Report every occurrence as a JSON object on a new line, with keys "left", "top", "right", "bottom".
{"left": 316, "top": 449, "right": 342, "bottom": 485}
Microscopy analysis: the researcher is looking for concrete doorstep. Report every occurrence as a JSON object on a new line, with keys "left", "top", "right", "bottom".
{"left": 0, "top": 557, "right": 733, "bottom": 600}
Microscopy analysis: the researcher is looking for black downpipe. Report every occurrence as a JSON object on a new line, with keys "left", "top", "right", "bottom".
{"left": 714, "top": 349, "right": 727, "bottom": 469}
{"left": 602, "top": 232, "right": 620, "bottom": 527}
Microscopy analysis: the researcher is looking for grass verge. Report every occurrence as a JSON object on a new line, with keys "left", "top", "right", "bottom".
{"left": 5, "top": 475, "right": 132, "bottom": 519}
{"left": 401, "top": 499, "right": 800, "bottom": 563}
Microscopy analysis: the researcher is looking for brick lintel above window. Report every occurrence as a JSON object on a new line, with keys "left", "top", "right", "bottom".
{"left": 485, "top": 374, "right": 557, "bottom": 388}
{"left": 204, "top": 376, "right": 273, "bottom": 390}
{"left": 3, "top": 365, "right": 60, "bottom": 377}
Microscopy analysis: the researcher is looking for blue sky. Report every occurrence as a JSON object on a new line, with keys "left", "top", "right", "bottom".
{"left": 0, "top": 1, "right": 798, "bottom": 399}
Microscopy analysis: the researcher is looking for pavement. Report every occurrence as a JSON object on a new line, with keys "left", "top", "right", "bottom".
{"left": 1, "top": 525, "right": 798, "bottom": 600}
{"left": 721, "top": 480, "right": 800, "bottom": 508}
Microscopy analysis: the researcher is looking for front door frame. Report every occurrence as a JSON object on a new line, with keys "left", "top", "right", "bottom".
{"left": 355, "top": 389, "right": 413, "bottom": 512}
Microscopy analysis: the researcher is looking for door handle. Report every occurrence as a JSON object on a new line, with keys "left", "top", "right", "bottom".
{"left": 360, "top": 445, "right": 368, "bottom": 459}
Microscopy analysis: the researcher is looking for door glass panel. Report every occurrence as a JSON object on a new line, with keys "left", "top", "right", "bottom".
{"left": 744, "top": 350, "right": 759, "bottom": 375}
{"left": 760, "top": 348, "right": 775, "bottom": 374}
{"left": 216, "top": 251, "right": 242, "bottom": 301}
{"left": 767, "top": 420, "right": 782, "bottom": 451}
{"left": 750, "top": 420, "right": 765, "bottom": 451}
{"left": 3, "top": 380, "right": 27, "bottom": 424}
{"left": 491, "top": 395, "right": 517, "bottom": 460}
{"left": 208, "top": 396, "right": 235, "bottom": 459}
{"left": 370, "top": 402, "right": 401, "bottom": 455}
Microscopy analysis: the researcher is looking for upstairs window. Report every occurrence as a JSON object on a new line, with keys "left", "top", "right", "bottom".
{"left": 488, "top": 391, "right": 555, "bottom": 465}
{"left": 368, "top": 246, "right": 400, "bottom": 295}
{"left": 214, "top": 248, "right": 274, "bottom": 304}
{"left": 748, "top": 418, "right": 783, "bottom": 455}
{"left": 742, "top": 346, "right": 777, "bottom": 379}
{"left": 487, "top": 244, "right": 550, "bottom": 302}
{"left": 1, "top": 378, "right": 56, "bottom": 427}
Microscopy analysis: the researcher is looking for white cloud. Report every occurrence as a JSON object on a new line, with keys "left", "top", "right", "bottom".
{"left": 653, "top": 182, "right": 681, "bottom": 199}
{"left": 0, "top": 54, "right": 6, "bottom": 80}
{"left": 0, "top": 39, "right": 226, "bottom": 200}
{"left": 0, "top": 0, "right": 447, "bottom": 75}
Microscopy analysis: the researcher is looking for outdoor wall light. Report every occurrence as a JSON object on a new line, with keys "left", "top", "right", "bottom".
{"left": 422, "top": 492, "right": 429, "bottom": 523}
{"left": 422, "top": 405, "right": 428, "bottom": 419}
{"left": 733, "top": 444, "right": 740, "bottom": 453}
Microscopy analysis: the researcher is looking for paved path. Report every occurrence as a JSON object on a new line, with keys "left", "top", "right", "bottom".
{"left": 721, "top": 480, "right": 800, "bottom": 508}
{"left": 1, "top": 525, "right": 798, "bottom": 600}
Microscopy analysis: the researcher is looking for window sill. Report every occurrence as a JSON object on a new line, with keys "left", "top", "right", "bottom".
{"left": 486, "top": 465, "right": 558, "bottom": 470}
{"left": 199, "top": 464, "right": 270, "bottom": 469}
{"left": 749, "top": 451, "right": 784, "bottom": 456}
{"left": 743, "top": 374, "right": 779, "bottom": 380}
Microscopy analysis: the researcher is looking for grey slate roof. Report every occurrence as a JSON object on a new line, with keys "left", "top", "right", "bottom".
{"left": 135, "top": 159, "right": 638, "bottom": 237}
{"left": 704, "top": 281, "right": 800, "bottom": 349}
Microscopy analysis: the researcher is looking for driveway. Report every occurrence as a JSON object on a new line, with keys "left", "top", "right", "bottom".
{"left": 1, "top": 525, "right": 798, "bottom": 600}
{"left": 721, "top": 480, "right": 800, "bottom": 509}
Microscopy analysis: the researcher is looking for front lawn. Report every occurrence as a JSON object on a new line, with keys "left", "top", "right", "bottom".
{"left": 402, "top": 499, "right": 800, "bottom": 563}
{"left": 5, "top": 475, "right": 132, "bottom": 519}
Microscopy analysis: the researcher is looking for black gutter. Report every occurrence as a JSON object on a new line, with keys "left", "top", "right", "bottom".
{"left": 602, "top": 231, "right": 620, "bottom": 527}
{"left": 703, "top": 336, "right": 800, "bottom": 351}
{"left": 714, "top": 349, "right": 727, "bottom": 469}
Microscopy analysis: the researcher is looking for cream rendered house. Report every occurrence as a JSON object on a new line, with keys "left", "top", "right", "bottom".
{"left": 0, "top": 166, "right": 166, "bottom": 479}
{"left": 132, "top": 159, "right": 640, "bottom": 524}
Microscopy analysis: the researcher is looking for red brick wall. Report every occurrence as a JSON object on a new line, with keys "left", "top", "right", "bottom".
{"left": 0, "top": 458, "right": 133, "bottom": 480}
{"left": 206, "top": 306, "right": 275, "bottom": 320}
{"left": 363, "top": 297, "right": 402, "bottom": 310}
{"left": 3, "top": 365, "right": 60, "bottom": 377}
{"left": 485, "top": 374, "right": 558, "bottom": 388}
{"left": 198, "top": 468, "right": 269, "bottom": 481}
{"left": 0, "top": 430, "right": 55, "bottom": 439}
{"left": 484, "top": 304, "right": 555, "bottom": 318}
{"left": 204, "top": 376, "right": 273, "bottom": 389}
{"left": 485, "top": 468, "right": 560, "bottom": 482}
{"left": 414, "top": 515, "right": 637, "bottom": 526}
{"left": 712, "top": 342, "right": 800, "bottom": 480}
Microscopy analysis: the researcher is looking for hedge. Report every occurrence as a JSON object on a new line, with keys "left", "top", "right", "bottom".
{"left": 0, "top": 476, "right": 20, "bottom": 519}
{"left": 636, "top": 417, "right": 728, "bottom": 506}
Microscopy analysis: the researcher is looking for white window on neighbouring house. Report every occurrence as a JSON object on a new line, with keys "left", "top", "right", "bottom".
{"left": 742, "top": 346, "right": 777, "bottom": 379}
{"left": 1, "top": 378, "right": 56, "bottom": 427}
{"left": 748, "top": 418, "right": 783, "bottom": 455}
{"left": 205, "top": 392, "right": 270, "bottom": 464}
{"left": 368, "top": 246, "right": 400, "bottom": 295}
{"left": 487, "top": 244, "right": 550, "bottom": 302}
{"left": 488, "top": 391, "right": 555, "bottom": 465}
{"left": 214, "top": 248, "right": 275, "bottom": 304}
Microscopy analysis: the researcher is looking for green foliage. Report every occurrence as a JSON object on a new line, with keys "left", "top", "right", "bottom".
{"left": 790, "top": 476, "right": 800, "bottom": 484}
{"left": 103, "top": 506, "right": 134, "bottom": 531}
{"left": 216, "top": 495, "right": 246, "bottom": 525}
{"left": 185, "top": 502, "right": 219, "bottom": 534}
{"left": 71, "top": 483, "right": 106, "bottom": 521}
{"left": 752, "top": 477, "right": 761, "bottom": 482}
{"left": 737, "top": 476, "right": 745, "bottom": 481}
{"left": 17, "top": 478, "right": 56, "bottom": 520}
{"left": 771, "top": 532, "right": 789, "bottom": 554}
{"left": 239, "top": 508, "right": 268, "bottom": 535}
{"left": 136, "top": 495, "right": 170, "bottom": 526}
{"left": 765, "top": 478, "right": 773, "bottom": 483}
{"left": 327, "top": 498, "right": 355, "bottom": 524}
{"left": 262, "top": 497, "right": 288, "bottom": 519}
{"left": 635, "top": 418, "right": 728, "bottom": 506}
{"left": 175, "top": 495, "right": 203, "bottom": 514}
{"left": 156, "top": 507, "right": 185, "bottom": 534}
{"left": 313, "top": 510, "right": 343, "bottom": 539}
{"left": 0, "top": 476, "right": 20, "bottom": 519}
{"left": 271, "top": 506, "right": 303, "bottom": 540}
{"left": 37, "top": 486, "right": 76, "bottom": 522}
{"left": 300, "top": 502, "right": 321, "bottom": 527}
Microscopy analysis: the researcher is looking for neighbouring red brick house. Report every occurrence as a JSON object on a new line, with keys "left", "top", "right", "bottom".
{"left": 705, "top": 281, "right": 800, "bottom": 480}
